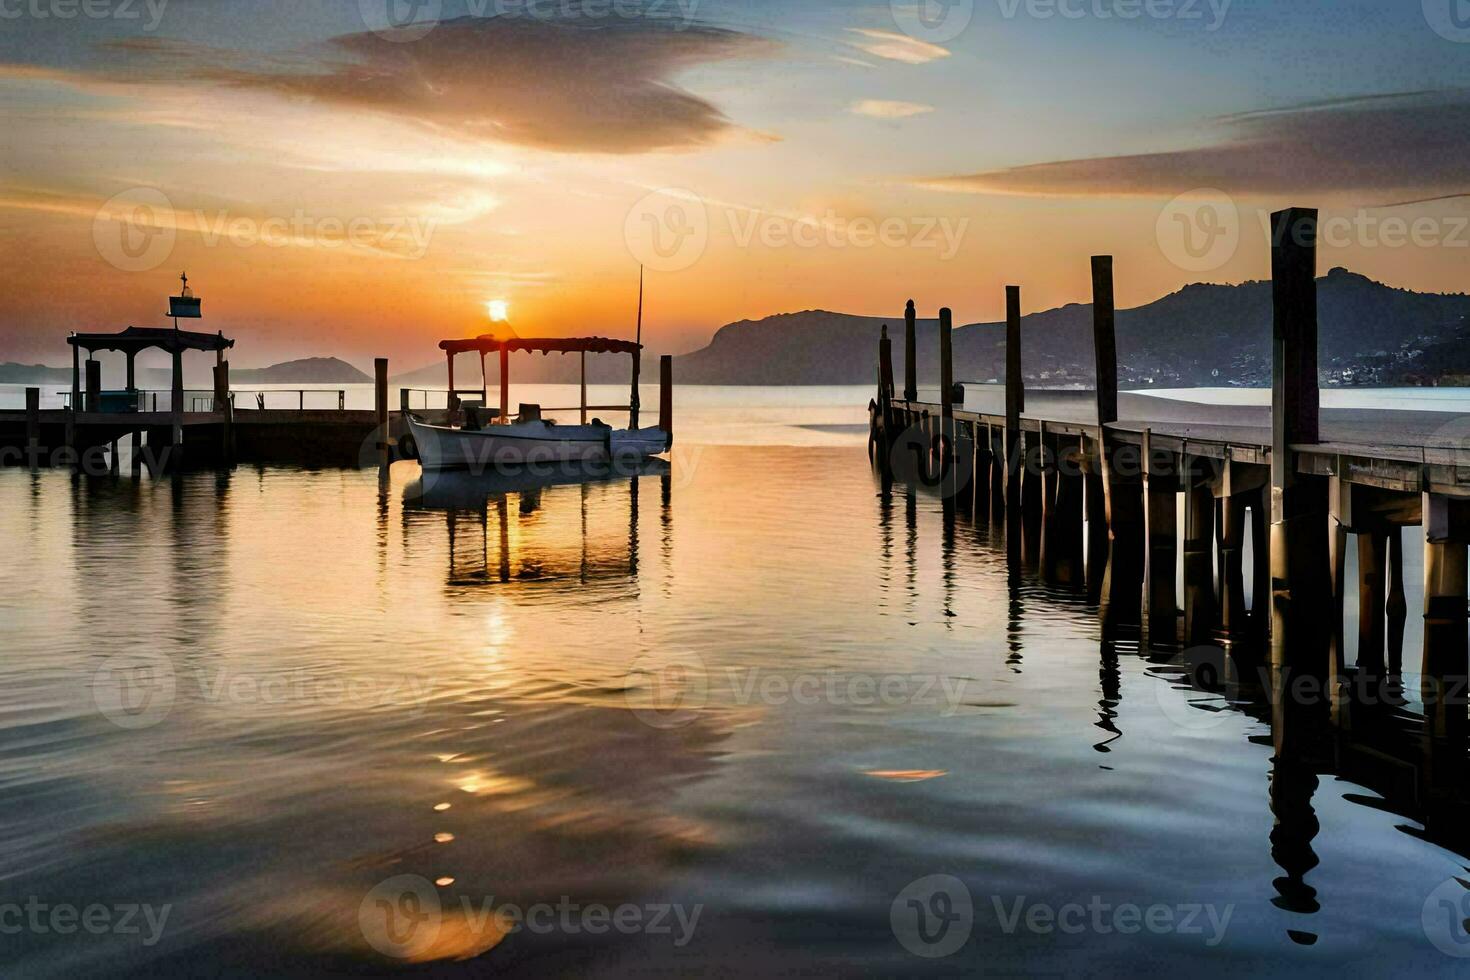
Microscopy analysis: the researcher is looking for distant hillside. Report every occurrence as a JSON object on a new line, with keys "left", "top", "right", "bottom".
{"left": 673, "top": 268, "right": 1470, "bottom": 388}
{"left": 231, "top": 357, "right": 370, "bottom": 384}
{"left": 0, "top": 363, "right": 71, "bottom": 384}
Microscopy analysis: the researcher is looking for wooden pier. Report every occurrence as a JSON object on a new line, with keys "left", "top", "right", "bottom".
{"left": 872, "top": 207, "right": 1470, "bottom": 764}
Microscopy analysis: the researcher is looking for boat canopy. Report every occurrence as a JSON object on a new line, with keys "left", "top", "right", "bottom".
{"left": 438, "top": 335, "right": 641, "bottom": 357}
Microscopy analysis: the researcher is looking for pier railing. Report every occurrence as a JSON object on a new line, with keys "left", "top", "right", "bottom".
{"left": 232, "top": 389, "right": 351, "bottom": 412}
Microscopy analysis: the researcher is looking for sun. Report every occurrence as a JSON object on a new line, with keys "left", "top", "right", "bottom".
{"left": 486, "top": 299, "right": 509, "bottom": 322}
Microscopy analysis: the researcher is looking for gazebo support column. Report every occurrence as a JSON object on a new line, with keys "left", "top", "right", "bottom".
{"left": 500, "top": 347, "right": 510, "bottom": 422}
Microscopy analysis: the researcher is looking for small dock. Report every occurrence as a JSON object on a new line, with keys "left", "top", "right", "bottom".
{"left": 872, "top": 207, "right": 1470, "bottom": 783}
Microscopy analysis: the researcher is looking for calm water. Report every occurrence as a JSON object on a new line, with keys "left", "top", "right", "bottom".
{"left": 2, "top": 395, "right": 1469, "bottom": 976}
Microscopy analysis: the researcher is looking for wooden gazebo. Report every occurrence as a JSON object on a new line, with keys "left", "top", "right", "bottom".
{"left": 437, "top": 334, "right": 646, "bottom": 427}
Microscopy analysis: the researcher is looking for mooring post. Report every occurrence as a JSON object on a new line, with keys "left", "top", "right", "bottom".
{"left": 1250, "top": 485, "right": 1271, "bottom": 641}
{"left": 1053, "top": 436, "right": 1085, "bottom": 585}
{"left": 215, "top": 359, "right": 232, "bottom": 463}
{"left": 1004, "top": 286, "right": 1024, "bottom": 518}
{"left": 375, "top": 357, "right": 389, "bottom": 468}
{"left": 1183, "top": 455, "right": 1216, "bottom": 645}
{"left": 24, "top": 386, "right": 39, "bottom": 467}
{"left": 1142, "top": 432, "right": 1179, "bottom": 646}
{"left": 903, "top": 299, "right": 917, "bottom": 403}
{"left": 659, "top": 354, "right": 673, "bottom": 446}
{"left": 1268, "top": 207, "right": 1328, "bottom": 677}
{"left": 502, "top": 347, "right": 513, "bottom": 425}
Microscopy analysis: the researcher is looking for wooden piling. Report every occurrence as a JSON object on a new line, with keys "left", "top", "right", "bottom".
{"left": 939, "top": 307, "right": 954, "bottom": 475}
{"left": 1143, "top": 433, "right": 1179, "bottom": 646}
{"left": 1183, "top": 457, "right": 1216, "bottom": 645}
{"left": 1386, "top": 528, "right": 1407, "bottom": 675}
{"left": 1421, "top": 500, "right": 1468, "bottom": 777}
{"left": 973, "top": 421, "right": 992, "bottom": 517}
{"left": 1217, "top": 495, "right": 1248, "bottom": 635}
{"left": 1005, "top": 286, "right": 1024, "bottom": 517}
{"left": 1268, "top": 206, "right": 1328, "bottom": 674}
{"left": 659, "top": 355, "right": 673, "bottom": 445}
{"left": 903, "top": 299, "right": 917, "bottom": 402}
{"left": 1356, "top": 531, "right": 1388, "bottom": 679}
{"left": 1091, "top": 256, "right": 1118, "bottom": 428}
{"left": 127, "top": 351, "right": 140, "bottom": 474}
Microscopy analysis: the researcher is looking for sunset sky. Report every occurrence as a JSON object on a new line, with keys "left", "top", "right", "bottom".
{"left": 2, "top": 0, "right": 1469, "bottom": 369}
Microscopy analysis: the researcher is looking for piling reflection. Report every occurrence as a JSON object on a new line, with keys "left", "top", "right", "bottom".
{"left": 879, "top": 454, "right": 1470, "bottom": 951}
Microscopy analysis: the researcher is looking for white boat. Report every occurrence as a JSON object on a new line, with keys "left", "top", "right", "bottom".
{"left": 405, "top": 412, "right": 670, "bottom": 471}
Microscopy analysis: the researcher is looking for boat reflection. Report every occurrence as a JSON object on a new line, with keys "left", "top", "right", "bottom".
{"left": 403, "top": 460, "right": 670, "bottom": 593}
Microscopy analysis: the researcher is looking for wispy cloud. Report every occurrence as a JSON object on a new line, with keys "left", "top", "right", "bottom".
{"left": 850, "top": 99, "right": 934, "bottom": 119}
{"left": 918, "top": 90, "right": 1470, "bottom": 203}
{"left": 845, "top": 28, "right": 949, "bottom": 65}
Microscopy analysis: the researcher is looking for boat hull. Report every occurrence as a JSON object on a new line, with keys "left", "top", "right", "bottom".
{"left": 406, "top": 414, "right": 669, "bottom": 472}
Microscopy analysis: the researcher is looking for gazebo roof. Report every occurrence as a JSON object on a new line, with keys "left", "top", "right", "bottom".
{"left": 69, "top": 326, "right": 235, "bottom": 354}
{"left": 439, "top": 335, "right": 640, "bottom": 357}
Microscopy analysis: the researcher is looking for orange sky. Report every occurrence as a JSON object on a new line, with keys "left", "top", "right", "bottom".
{"left": 3, "top": 3, "right": 1469, "bottom": 369}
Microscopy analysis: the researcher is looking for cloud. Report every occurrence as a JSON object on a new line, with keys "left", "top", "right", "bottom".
{"left": 920, "top": 90, "right": 1470, "bottom": 203}
{"left": 850, "top": 99, "right": 934, "bottom": 119}
{"left": 61, "top": 16, "right": 780, "bottom": 155}
{"left": 845, "top": 29, "right": 949, "bottom": 65}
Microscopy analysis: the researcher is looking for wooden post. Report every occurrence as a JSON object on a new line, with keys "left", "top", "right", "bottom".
{"left": 939, "top": 306, "right": 954, "bottom": 467}
{"left": 1421, "top": 500, "right": 1467, "bottom": 780}
{"left": 1269, "top": 207, "right": 1327, "bottom": 674}
{"left": 1387, "top": 528, "right": 1408, "bottom": 675}
{"left": 1356, "top": 531, "right": 1388, "bottom": 679}
{"left": 446, "top": 351, "right": 458, "bottom": 415}
{"left": 126, "top": 352, "right": 140, "bottom": 474}
{"left": 70, "top": 341, "right": 80, "bottom": 414}
{"left": 480, "top": 351, "right": 488, "bottom": 406}
{"left": 659, "top": 355, "right": 674, "bottom": 445}
{"left": 903, "top": 299, "right": 917, "bottom": 402}
{"left": 375, "top": 357, "right": 389, "bottom": 468}
{"left": 1251, "top": 486, "right": 1271, "bottom": 639}
{"left": 973, "top": 421, "right": 991, "bottom": 517}
{"left": 170, "top": 346, "right": 184, "bottom": 451}
{"left": 1051, "top": 436, "right": 1085, "bottom": 585}
{"left": 1004, "top": 286, "right": 1024, "bottom": 516}
{"left": 1218, "top": 495, "right": 1248, "bottom": 635}
{"left": 216, "top": 360, "right": 232, "bottom": 463}
{"left": 85, "top": 359, "right": 101, "bottom": 414}
{"left": 580, "top": 350, "right": 588, "bottom": 424}
{"left": 1183, "top": 457, "right": 1216, "bottom": 645}
{"left": 499, "top": 347, "right": 511, "bottom": 423}
{"left": 1091, "top": 255, "right": 1118, "bottom": 428}
{"left": 1143, "top": 433, "right": 1179, "bottom": 647}
{"left": 24, "top": 386, "right": 39, "bottom": 467}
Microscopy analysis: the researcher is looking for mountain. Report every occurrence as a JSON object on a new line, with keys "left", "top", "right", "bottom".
{"left": 0, "top": 363, "right": 71, "bottom": 384}
{"left": 230, "top": 357, "right": 370, "bottom": 384}
{"left": 672, "top": 269, "right": 1470, "bottom": 388}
